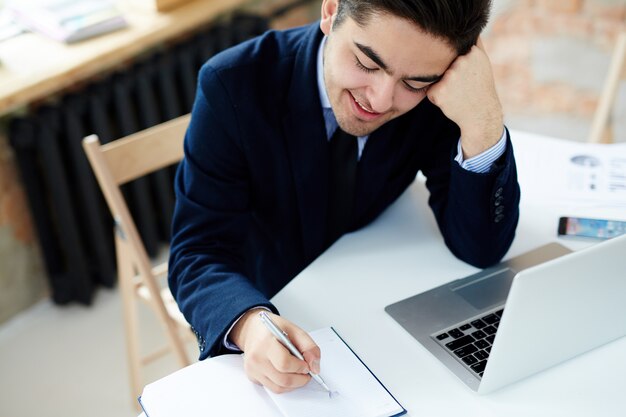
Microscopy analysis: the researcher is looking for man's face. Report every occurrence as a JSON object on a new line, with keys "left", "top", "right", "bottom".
{"left": 320, "top": 6, "right": 457, "bottom": 137}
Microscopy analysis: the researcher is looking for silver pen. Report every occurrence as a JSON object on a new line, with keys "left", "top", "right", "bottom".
{"left": 259, "top": 311, "right": 331, "bottom": 393}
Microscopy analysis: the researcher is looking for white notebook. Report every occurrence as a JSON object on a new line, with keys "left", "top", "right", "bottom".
{"left": 139, "top": 327, "right": 405, "bottom": 417}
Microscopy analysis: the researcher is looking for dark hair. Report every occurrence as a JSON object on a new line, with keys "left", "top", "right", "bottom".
{"left": 334, "top": 0, "right": 492, "bottom": 55}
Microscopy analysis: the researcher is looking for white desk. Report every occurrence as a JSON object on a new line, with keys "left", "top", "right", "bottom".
{"left": 271, "top": 131, "right": 626, "bottom": 417}
{"left": 139, "top": 131, "right": 625, "bottom": 417}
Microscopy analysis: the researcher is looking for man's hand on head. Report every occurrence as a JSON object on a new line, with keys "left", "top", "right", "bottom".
{"left": 426, "top": 37, "right": 504, "bottom": 159}
{"left": 229, "top": 309, "right": 322, "bottom": 393}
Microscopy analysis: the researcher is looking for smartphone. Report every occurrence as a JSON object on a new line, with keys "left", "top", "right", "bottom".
{"left": 558, "top": 216, "right": 626, "bottom": 240}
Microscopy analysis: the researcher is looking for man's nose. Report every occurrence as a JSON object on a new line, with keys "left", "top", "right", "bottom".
{"left": 367, "top": 77, "right": 394, "bottom": 113}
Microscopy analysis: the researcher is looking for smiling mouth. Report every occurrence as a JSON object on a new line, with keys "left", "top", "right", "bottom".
{"left": 350, "top": 92, "right": 380, "bottom": 115}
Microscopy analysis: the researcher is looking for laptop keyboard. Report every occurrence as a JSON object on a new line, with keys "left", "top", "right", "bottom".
{"left": 432, "top": 307, "right": 504, "bottom": 378}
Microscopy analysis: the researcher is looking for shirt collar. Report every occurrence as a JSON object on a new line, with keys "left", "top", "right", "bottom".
{"left": 316, "top": 36, "right": 332, "bottom": 109}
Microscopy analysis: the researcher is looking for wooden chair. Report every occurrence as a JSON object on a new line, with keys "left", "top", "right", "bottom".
{"left": 589, "top": 31, "right": 626, "bottom": 143}
{"left": 82, "top": 114, "right": 192, "bottom": 404}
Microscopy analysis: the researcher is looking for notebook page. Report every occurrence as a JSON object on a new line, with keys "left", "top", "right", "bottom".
{"left": 139, "top": 354, "right": 280, "bottom": 417}
{"left": 266, "top": 327, "right": 404, "bottom": 417}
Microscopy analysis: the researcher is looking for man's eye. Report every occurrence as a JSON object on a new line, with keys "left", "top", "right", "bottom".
{"left": 354, "top": 56, "right": 377, "bottom": 73}
{"left": 403, "top": 82, "right": 428, "bottom": 94}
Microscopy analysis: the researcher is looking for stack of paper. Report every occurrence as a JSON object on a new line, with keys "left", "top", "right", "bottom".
{"left": 139, "top": 327, "right": 406, "bottom": 417}
{"left": 5, "top": 0, "right": 128, "bottom": 43}
{"left": 0, "top": 10, "right": 26, "bottom": 42}
{"left": 512, "top": 131, "right": 626, "bottom": 209}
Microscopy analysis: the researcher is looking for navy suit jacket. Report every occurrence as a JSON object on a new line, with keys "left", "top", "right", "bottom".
{"left": 169, "top": 23, "right": 520, "bottom": 359}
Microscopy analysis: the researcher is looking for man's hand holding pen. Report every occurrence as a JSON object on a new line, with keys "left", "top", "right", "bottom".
{"left": 230, "top": 308, "right": 323, "bottom": 394}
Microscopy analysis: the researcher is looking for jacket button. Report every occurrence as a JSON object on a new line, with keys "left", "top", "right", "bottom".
{"left": 495, "top": 214, "right": 505, "bottom": 223}
{"left": 495, "top": 206, "right": 504, "bottom": 215}
{"left": 495, "top": 187, "right": 503, "bottom": 197}
{"left": 494, "top": 196, "right": 504, "bottom": 206}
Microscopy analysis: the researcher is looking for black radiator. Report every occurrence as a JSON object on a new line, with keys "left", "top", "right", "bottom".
{"left": 8, "top": 14, "right": 270, "bottom": 305}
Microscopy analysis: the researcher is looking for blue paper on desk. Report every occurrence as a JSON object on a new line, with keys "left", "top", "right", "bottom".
{"left": 139, "top": 327, "right": 405, "bottom": 417}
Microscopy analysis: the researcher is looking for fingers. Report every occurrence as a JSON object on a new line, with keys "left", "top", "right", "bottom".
{"left": 257, "top": 373, "right": 310, "bottom": 394}
{"left": 246, "top": 342, "right": 311, "bottom": 393}
{"left": 426, "top": 82, "right": 440, "bottom": 106}
{"left": 241, "top": 315, "right": 320, "bottom": 394}
{"left": 286, "top": 325, "right": 322, "bottom": 374}
{"left": 264, "top": 369, "right": 311, "bottom": 394}
{"left": 426, "top": 69, "right": 452, "bottom": 107}
{"left": 267, "top": 340, "right": 310, "bottom": 374}
{"left": 302, "top": 348, "right": 321, "bottom": 375}
{"left": 245, "top": 370, "right": 307, "bottom": 395}
{"left": 476, "top": 36, "right": 485, "bottom": 51}
{"left": 425, "top": 38, "right": 498, "bottom": 126}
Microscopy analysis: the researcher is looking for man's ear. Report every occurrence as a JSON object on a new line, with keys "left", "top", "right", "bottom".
{"left": 320, "top": 0, "right": 339, "bottom": 36}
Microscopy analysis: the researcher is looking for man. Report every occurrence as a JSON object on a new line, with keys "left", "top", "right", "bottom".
{"left": 169, "top": 0, "right": 520, "bottom": 394}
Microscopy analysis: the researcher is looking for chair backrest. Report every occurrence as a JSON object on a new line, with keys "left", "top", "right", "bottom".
{"left": 82, "top": 114, "right": 189, "bottom": 267}
{"left": 94, "top": 115, "right": 188, "bottom": 185}
{"left": 82, "top": 114, "right": 191, "bottom": 402}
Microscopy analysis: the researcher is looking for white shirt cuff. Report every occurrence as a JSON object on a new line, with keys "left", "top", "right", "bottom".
{"left": 454, "top": 128, "right": 507, "bottom": 173}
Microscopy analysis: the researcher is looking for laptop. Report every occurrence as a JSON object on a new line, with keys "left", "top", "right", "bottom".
{"left": 385, "top": 234, "right": 626, "bottom": 394}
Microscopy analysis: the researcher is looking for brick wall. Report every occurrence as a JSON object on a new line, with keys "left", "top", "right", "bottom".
{"left": 251, "top": 0, "right": 625, "bottom": 140}
{"left": 485, "top": 0, "right": 626, "bottom": 139}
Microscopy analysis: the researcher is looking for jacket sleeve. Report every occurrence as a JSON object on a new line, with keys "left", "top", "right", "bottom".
{"left": 423, "top": 127, "right": 520, "bottom": 268}
{"left": 168, "top": 64, "right": 278, "bottom": 360}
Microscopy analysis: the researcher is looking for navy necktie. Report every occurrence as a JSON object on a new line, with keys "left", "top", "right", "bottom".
{"left": 326, "top": 128, "right": 358, "bottom": 244}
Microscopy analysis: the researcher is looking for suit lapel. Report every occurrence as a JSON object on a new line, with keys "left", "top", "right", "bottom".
{"left": 283, "top": 25, "right": 329, "bottom": 263}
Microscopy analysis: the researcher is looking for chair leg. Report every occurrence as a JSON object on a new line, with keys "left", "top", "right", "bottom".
{"left": 149, "top": 297, "right": 191, "bottom": 368}
{"left": 589, "top": 32, "right": 626, "bottom": 143}
{"left": 116, "top": 236, "right": 143, "bottom": 408}
{"left": 137, "top": 257, "right": 190, "bottom": 368}
{"left": 170, "top": 326, "right": 191, "bottom": 368}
